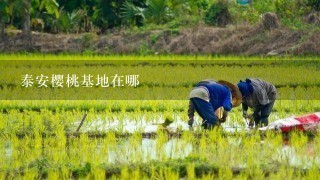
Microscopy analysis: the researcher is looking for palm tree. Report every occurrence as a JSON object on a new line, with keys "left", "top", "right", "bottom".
{"left": 120, "top": 1, "right": 146, "bottom": 26}
{"left": 146, "top": 0, "right": 171, "bottom": 24}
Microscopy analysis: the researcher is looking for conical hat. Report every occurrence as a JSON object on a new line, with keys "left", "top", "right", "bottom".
{"left": 217, "top": 80, "right": 242, "bottom": 107}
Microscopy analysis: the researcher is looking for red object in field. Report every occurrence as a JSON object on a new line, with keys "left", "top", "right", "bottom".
{"left": 259, "top": 112, "right": 320, "bottom": 132}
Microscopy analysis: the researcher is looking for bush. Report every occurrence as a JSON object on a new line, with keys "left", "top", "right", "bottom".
{"left": 204, "top": 1, "right": 231, "bottom": 27}
{"left": 275, "top": 0, "right": 313, "bottom": 18}
{"left": 260, "top": 12, "right": 280, "bottom": 30}
{"left": 252, "top": 0, "right": 275, "bottom": 14}
{"left": 81, "top": 33, "right": 99, "bottom": 48}
{"left": 228, "top": 2, "right": 260, "bottom": 24}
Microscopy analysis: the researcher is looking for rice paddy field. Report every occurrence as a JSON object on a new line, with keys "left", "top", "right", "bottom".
{"left": 0, "top": 54, "right": 320, "bottom": 179}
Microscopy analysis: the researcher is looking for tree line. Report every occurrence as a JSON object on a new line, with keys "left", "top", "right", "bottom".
{"left": 0, "top": 0, "right": 319, "bottom": 39}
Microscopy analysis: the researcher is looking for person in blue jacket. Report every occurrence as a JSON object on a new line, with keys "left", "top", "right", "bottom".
{"left": 188, "top": 79, "right": 242, "bottom": 129}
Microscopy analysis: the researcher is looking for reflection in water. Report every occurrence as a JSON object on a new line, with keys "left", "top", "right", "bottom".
{"left": 79, "top": 115, "right": 251, "bottom": 133}
{"left": 3, "top": 137, "right": 319, "bottom": 169}
{"left": 2, "top": 115, "right": 319, "bottom": 169}
{"left": 106, "top": 138, "right": 193, "bottom": 164}
{"left": 275, "top": 144, "right": 319, "bottom": 168}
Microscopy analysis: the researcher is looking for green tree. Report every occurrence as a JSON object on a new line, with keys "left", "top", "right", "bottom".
{"left": 92, "top": 0, "right": 125, "bottom": 31}
{"left": 18, "top": 0, "right": 59, "bottom": 37}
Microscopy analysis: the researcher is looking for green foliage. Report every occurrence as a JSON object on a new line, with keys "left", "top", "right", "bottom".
{"left": 51, "top": 8, "right": 92, "bottom": 33}
{"left": 188, "top": 0, "right": 209, "bottom": 14}
{"left": 92, "top": 0, "right": 125, "bottom": 30}
{"left": 274, "top": 0, "right": 308, "bottom": 18}
{"left": 146, "top": 0, "right": 172, "bottom": 24}
{"left": 204, "top": 0, "right": 231, "bottom": 26}
{"left": 307, "top": 0, "right": 320, "bottom": 11}
{"left": 0, "top": 0, "right": 10, "bottom": 22}
{"left": 54, "top": 9, "right": 73, "bottom": 32}
{"left": 29, "top": 157, "right": 51, "bottom": 175}
{"left": 228, "top": 2, "right": 260, "bottom": 24}
{"left": 2, "top": 0, "right": 320, "bottom": 33}
{"left": 0, "top": 0, "right": 10, "bottom": 38}
{"left": 167, "top": 0, "right": 209, "bottom": 16}
{"left": 252, "top": 0, "right": 275, "bottom": 14}
{"left": 162, "top": 114, "right": 174, "bottom": 127}
{"left": 73, "top": 163, "right": 92, "bottom": 178}
{"left": 39, "top": 0, "right": 59, "bottom": 18}
{"left": 120, "top": 1, "right": 146, "bottom": 26}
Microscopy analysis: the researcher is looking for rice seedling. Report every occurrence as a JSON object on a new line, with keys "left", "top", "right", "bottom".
{"left": 0, "top": 54, "right": 320, "bottom": 178}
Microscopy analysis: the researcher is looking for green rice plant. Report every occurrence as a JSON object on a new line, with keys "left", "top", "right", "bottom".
{"left": 60, "top": 166, "right": 71, "bottom": 179}
{"left": 89, "top": 167, "right": 105, "bottom": 179}
{"left": 201, "top": 173, "right": 215, "bottom": 180}
{"left": 187, "top": 163, "right": 195, "bottom": 179}
{"left": 156, "top": 167, "right": 179, "bottom": 180}
{"left": 268, "top": 165, "right": 295, "bottom": 179}
{"left": 218, "top": 166, "right": 233, "bottom": 179}
{"left": 155, "top": 129, "right": 169, "bottom": 161}
{"left": 120, "top": 166, "right": 129, "bottom": 179}
{"left": 306, "top": 166, "right": 320, "bottom": 179}
{"left": 0, "top": 172, "right": 5, "bottom": 180}
{"left": 1, "top": 54, "right": 320, "bottom": 178}
{"left": 198, "top": 132, "right": 208, "bottom": 159}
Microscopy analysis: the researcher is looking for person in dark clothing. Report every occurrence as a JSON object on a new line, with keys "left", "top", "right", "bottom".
{"left": 237, "top": 78, "right": 277, "bottom": 127}
{"left": 188, "top": 79, "right": 242, "bottom": 129}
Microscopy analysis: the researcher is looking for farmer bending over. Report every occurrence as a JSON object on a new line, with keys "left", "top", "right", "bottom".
{"left": 237, "top": 78, "right": 277, "bottom": 127}
{"left": 188, "top": 79, "right": 242, "bottom": 129}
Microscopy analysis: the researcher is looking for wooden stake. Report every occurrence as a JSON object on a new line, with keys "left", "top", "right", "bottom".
{"left": 76, "top": 114, "right": 87, "bottom": 133}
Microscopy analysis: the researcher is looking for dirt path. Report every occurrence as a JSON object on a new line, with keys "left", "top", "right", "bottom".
{"left": 1, "top": 25, "right": 319, "bottom": 55}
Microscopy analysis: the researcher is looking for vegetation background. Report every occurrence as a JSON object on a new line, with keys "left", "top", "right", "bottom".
{"left": 0, "top": 0, "right": 319, "bottom": 55}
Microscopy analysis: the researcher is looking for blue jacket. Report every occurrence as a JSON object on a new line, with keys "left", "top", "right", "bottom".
{"left": 200, "top": 83, "right": 232, "bottom": 111}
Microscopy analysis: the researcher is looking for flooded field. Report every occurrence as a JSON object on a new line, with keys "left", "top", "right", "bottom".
{"left": 1, "top": 56, "right": 320, "bottom": 178}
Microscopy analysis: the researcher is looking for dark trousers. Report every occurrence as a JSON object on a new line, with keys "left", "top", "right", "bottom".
{"left": 253, "top": 101, "right": 275, "bottom": 127}
{"left": 190, "top": 98, "right": 217, "bottom": 128}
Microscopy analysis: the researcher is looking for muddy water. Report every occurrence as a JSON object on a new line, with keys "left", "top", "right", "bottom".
{"left": 2, "top": 115, "right": 318, "bottom": 169}
{"left": 103, "top": 138, "right": 319, "bottom": 168}
{"left": 3, "top": 136, "right": 319, "bottom": 169}
{"left": 105, "top": 138, "right": 193, "bottom": 164}
{"left": 68, "top": 115, "right": 320, "bottom": 168}
{"left": 77, "top": 116, "right": 251, "bottom": 133}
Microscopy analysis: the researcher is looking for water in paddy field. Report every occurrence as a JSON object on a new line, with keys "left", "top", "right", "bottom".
{"left": 105, "top": 138, "right": 193, "bottom": 164}
{"left": 3, "top": 113, "right": 318, "bottom": 170}
{"left": 62, "top": 114, "right": 320, "bottom": 168}
{"left": 75, "top": 115, "right": 251, "bottom": 134}
{"left": 3, "top": 136, "right": 319, "bottom": 169}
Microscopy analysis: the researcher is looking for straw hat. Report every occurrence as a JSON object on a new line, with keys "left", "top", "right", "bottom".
{"left": 217, "top": 80, "right": 242, "bottom": 107}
